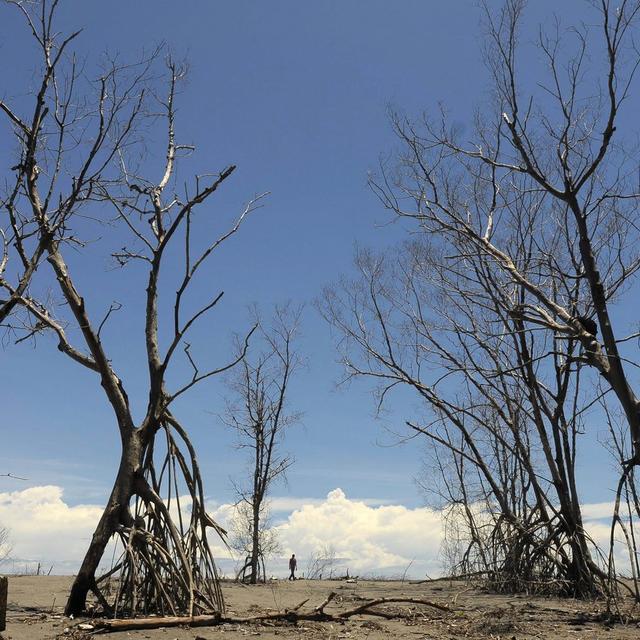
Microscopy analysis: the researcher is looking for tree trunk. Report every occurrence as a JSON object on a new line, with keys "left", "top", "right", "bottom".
{"left": 65, "top": 431, "right": 143, "bottom": 615}
{"left": 249, "top": 501, "right": 261, "bottom": 584}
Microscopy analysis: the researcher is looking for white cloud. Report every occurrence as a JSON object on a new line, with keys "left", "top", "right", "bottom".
{"left": 237, "top": 495, "right": 393, "bottom": 515}
{"left": 272, "top": 488, "right": 444, "bottom": 577}
{"left": 0, "top": 485, "right": 444, "bottom": 577}
{"left": 0, "top": 485, "right": 103, "bottom": 571}
{"left": 0, "top": 485, "right": 630, "bottom": 580}
{"left": 581, "top": 502, "right": 615, "bottom": 520}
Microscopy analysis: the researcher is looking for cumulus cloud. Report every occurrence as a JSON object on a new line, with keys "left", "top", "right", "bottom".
{"left": 0, "top": 485, "right": 103, "bottom": 572}
{"left": 0, "top": 485, "right": 628, "bottom": 579}
{"left": 0, "top": 485, "right": 444, "bottom": 577}
{"left": 268, "top": 495, "right": 393, "bottom": 513}
{"left": 272, "top": 488, "right": 444, "bottom": 577}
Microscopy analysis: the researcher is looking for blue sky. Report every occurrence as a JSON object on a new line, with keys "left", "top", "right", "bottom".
{"left": 1, "top": 0, "right": 627, "bottom": 530}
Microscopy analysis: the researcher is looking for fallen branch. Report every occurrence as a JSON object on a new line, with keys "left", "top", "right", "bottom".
{"left": 93, "top": 591, "right": 451, "bottom": 632}
{"left": 92, "top": 613, "right": 221, "bottom": 631}
{"left": 313, "top": 591, "right": 337, "bottom": 614}
{"left": 337, "top": 595, "right": 451, "bottom": 617}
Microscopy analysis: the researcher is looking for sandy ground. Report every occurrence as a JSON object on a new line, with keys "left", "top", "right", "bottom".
{"left": 2, "top": 575, "right": 640, "bottom": 640}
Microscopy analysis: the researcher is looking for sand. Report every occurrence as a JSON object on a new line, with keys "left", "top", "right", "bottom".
{"left": 2, "top": 575, "right": 640, "bottom": 639}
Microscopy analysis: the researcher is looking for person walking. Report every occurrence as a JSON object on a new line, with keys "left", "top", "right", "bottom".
{"left": 288, "top": 553, "right": 297, "bottom": 580}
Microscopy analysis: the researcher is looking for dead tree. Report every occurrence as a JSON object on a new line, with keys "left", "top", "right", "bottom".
{"left": 396, "top": 0, "right": 640, "bottom": 596}
{"left": 322, "top": 243, "right": 605, "bottom": 596}
{"left": 0, "top": 0, "right": 265, "bottom": 616}
{"left": 322, "top": 0, "right": 640, "bottom": 596}
{"left": 229, "top": 501, "right": 281, "bottom": 583}
{"left": 0, "top": 525, "right": 10, "bottom": 567}
{"left": 223, "top": 306, "right": 302, "bottom": 584}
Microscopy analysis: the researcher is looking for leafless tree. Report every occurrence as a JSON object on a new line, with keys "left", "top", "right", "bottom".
{"left": 223, "top": 306, "right": 302, "bottom": 584}
{"left": 0, "top": 0, "right": 265, "bottom": 616}
{"left": 306, "top": 544, "right": 339, "bottom": 580}
{"left": 0, "top": 526, "right": 11, "bottom": 567}
{"left": 322, "top": 0, "right": 640, "bottom": 597}
{"left": 229, "top": 501, "right": 281, "bottom": 583}
{"left": 323, "top": 243, "right": 606, "bottom": 595}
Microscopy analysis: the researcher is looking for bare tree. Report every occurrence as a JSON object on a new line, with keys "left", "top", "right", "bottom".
{"left": 223, "top": 306, "right": 302, "bottom": 584}
{"left": 229, "top": 501, "right": 281, "bottom": 583}
{"left": 0, "top": 0, "right": 265, "bottom": 616}
{"left": 322, "top": 0, "right": 640, "bottom": 597}
{"left": 323, "top": 243, "right": 606, "bottom": 595}
{"left": 0, "top": 526, "right": 11, "bottom": 567}
{"left": 306, "top": 544, "right": 339, "bottom": 580}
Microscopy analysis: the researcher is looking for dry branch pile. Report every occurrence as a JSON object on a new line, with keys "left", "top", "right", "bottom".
{"left": 92, "top": 591, "right": 451, "bottom": 632}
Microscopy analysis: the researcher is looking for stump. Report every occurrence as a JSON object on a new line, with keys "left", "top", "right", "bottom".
{"left": 0, "top": 576, "right": 7, "bottom": 631}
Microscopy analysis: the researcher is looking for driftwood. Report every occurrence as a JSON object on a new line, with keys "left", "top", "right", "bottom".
{"left": 94, "top": 591, "right": 451, "bottom": 632}
{"left": 93, "top": 613, "right": 222, "bottom": 631}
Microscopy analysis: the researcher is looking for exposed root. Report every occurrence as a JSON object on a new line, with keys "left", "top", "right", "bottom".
{"left": 91, "top": 417, "right": 225, "bottom": 618}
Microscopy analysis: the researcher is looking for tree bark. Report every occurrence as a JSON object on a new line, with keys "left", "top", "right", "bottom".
{"left": 65, "top": 431, "right": 143, "bottom": 615}
{"left": 249, "top": 501, "right": 261, "bottom": 584}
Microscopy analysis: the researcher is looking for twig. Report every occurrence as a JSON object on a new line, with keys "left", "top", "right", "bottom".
{"left": 0, "top": 473, "right": 28, "bottom": 481}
